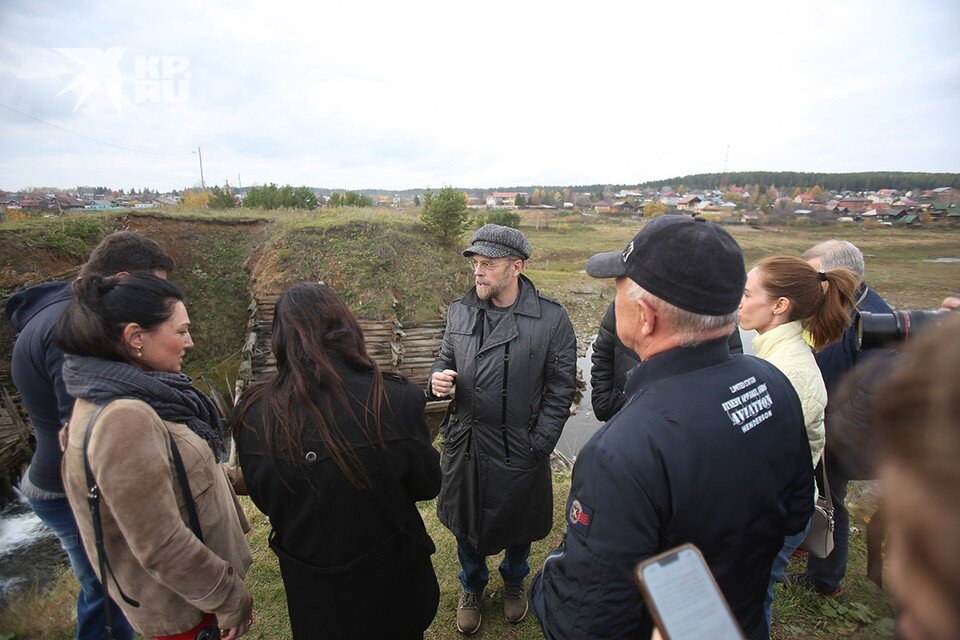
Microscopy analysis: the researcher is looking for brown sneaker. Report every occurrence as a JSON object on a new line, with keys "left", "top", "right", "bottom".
{"left": 503, "top": 582, "right": 528, "bottom": 623}
{"left": 456, "top": 589, "right": 484, "bottom": 634}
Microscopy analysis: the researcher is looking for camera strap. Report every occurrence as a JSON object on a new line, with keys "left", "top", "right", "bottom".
{"left": 83, "top": 401, "right": 207, "bottom": 640}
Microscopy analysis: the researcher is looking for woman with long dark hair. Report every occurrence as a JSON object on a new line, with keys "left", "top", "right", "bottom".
{"left": 232, "top": 283, "right": 441, "bottom": 639}
{"left": 738, "top": 255, "right": 858, "bottom": 629}
{"left": 54, "top": 273, "right": 253, "bottom": 640}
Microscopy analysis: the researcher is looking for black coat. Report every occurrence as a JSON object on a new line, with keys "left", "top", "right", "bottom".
{"left": 235, "top": 365, "right": 441, "bottom": 639}
{"left": 590, "top": 300, "right": 744, "bottom": 422}
{"left": 589, "top": 301, "right": 641, "bottom": 422}
{"left": 431, "top": 275, "right": 577, "bottom": 554}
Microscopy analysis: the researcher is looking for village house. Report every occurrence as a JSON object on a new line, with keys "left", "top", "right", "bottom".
{"left": 609, "top": 200, "right": 638, "bottom": 215}
{"left": 485, "top": 192, "right": 525, "bottom": 208}
{"left": 593, "top": 200, "right": 613, "bottom": 214}
{"left": 839, "top": 196, "right": 872, "bottom": 213}
{"left": 677, "top": 195, "right": 702, "bottom": 211}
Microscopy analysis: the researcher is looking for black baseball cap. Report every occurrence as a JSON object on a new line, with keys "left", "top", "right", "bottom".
{"left": 585, "top": 215, "right": 746, "bottom": 315}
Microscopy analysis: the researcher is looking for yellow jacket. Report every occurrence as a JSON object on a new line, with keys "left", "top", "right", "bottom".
{"left": 753, "top": 321, "right": 826, "bottom": 468}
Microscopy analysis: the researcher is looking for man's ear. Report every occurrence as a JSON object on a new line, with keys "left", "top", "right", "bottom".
{"left": 636, "top": 296, "right": 657, "bottom": 336}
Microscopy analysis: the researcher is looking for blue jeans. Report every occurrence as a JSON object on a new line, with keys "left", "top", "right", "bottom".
{"left": 457, "top": 539, "right": 531, "bottom": 595}
{"left": 765, "top": 518, "right": 812, "bottom": 629}
{"left": 806, "top": 471, "right": 850, "bottom": 592}
{"left": 28, "top": 496, "right": 135, "bottom": 640}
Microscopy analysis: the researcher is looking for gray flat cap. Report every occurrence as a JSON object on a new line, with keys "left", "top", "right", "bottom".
{"left": 462, "top": 224, "right": 532, "bottom": 260}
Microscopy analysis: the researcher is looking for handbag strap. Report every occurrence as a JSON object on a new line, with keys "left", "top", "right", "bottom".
{"left": 82, "top": 403, "right": 141, "bottom": 640}
{"left": 82, "top": 401, "right": 208, "bottom": 639}
{"left": 167, "top": 430, "right": 204, "bottom": 543}
{"left": 816, "top": 453, "right": 833, "bottom": 511}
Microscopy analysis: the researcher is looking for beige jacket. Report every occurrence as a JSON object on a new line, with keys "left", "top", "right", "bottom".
{"left": 753, "top": 321, "right": 827, "bottom": 467}
{"left": 60, "top": 398, "right": 252, "bottom": 637}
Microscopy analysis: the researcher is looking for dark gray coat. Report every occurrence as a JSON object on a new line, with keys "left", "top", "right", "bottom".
{"left": 431, "top": 275, "right": 577, "bottom": 554}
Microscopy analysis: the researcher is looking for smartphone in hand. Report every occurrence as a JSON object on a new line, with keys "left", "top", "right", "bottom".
{"left": 635, "top": 543, "right": 745, "bottom": 640}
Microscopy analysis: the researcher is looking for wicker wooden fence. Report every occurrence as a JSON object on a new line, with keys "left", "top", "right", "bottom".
{"left": 237, "top": 293, "right": 448, "bottom": 413}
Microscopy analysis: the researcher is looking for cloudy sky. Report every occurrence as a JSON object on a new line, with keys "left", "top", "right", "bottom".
{"left": 1, "top": 0, "right": 958, "bottom": 192}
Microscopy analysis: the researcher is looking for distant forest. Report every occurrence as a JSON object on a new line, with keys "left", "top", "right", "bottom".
{"left": 228, "top": 171, "right": 959, "bottom": 198}
{"left": 636, "top": 171, "right": 960, "bottom": 192}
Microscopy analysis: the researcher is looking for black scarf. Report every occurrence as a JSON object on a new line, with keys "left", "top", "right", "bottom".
{"left": 62, "top": 354, "right": 227, "bottom": 461}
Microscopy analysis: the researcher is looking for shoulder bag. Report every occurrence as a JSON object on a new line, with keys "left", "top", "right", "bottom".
{"left": 799, "top": 454, "right": 835, "bottom": 559}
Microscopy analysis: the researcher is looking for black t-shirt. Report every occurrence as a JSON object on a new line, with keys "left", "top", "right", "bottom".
{"left": 480, "top": 282, "right": 520, "bottom": 346}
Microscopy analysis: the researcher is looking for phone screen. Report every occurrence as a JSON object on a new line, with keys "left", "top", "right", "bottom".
{"left": 639, "top": 546, "right": 743, "bottom": 640}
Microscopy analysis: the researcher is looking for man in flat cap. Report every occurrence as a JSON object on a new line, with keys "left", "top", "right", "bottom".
{"left": 529, "top": 216, "right": 814, "bottom": 640}
{"left": 430, "top": 223, "right": 577, "bottom": 634}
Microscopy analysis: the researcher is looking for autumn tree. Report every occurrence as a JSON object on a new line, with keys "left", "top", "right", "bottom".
{"left": 181, "top": 189, "right": 209, "bottom": 208}
{"left": 643, "top": 201, "right": 667, "bottom": 217}
{"left": 421, "top": 186, "right": 471, "bottom": 245}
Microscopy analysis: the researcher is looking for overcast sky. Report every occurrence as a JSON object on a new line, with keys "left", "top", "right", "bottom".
{"left": 1, "top": 0, "right": 958, "bottom": 192}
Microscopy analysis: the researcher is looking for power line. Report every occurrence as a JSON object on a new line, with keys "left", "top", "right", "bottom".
{"left": 0, "top": 102, "right": 195, "bottom": 157}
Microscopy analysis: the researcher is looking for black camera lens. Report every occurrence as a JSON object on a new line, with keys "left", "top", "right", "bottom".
{"left": 856, "top": 310, "right": 949, "bottom": 350}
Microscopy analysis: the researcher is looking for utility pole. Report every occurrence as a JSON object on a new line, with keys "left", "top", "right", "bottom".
{"left": 197, "top": 146, "right": 206, "bottom": 189}
{"left": 720, "top": 144, "right": 730, "bottom": 190}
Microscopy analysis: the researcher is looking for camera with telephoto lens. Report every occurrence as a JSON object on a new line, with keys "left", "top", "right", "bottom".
{"left": 856, "top": 309, "right": 955, "bottom": 350}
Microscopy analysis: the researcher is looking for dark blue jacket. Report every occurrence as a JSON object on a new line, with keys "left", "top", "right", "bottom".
{"left": 814, "top": 283, "right": 892, "bottom": 396}
{"left": 815, "top": 283, "right": 893, "bottom": 480}
{"left": 530, "top": 337, "right": 814, "bottom": 640}
{"left": 6, "top": 282, "right": 73, "bottom": 493}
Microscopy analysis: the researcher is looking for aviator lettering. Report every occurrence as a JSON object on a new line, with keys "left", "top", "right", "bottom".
{"left": 722, "top": 379, "right": 774, "bottom": 432}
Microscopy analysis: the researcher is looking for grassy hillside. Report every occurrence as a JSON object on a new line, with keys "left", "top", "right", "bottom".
{"left": 247, "top": 208, "right": 470, "bottom": 324}
{"left": 0, "top": 213, "right": 267, "bottom": 397}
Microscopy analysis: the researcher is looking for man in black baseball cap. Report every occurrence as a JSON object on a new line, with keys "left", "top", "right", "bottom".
{"left": 530, "top": 216, "right": 814, "bottom": 640}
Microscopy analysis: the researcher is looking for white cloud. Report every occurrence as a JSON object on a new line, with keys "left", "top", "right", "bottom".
{"left": 1, "top": 0, "right": 957, "bottom": 191}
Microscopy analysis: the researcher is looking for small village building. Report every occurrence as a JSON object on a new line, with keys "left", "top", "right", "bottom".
{"left": 485, "top": 192, "right": 525, "bottom": 208}
{"left": 677, "top": 195, "right": 701, "bottom": 211}
{"left": 839, "top": 196, "right": 871, "bottom": 213}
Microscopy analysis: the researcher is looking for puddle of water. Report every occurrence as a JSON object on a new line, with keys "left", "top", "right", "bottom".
{"left": 923, "top": 258, "right": 960, "bottom": 263}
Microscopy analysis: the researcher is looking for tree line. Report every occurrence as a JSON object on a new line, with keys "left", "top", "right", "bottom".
{"left": 637, "top": 171, "right": 960, "bottom": 192}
